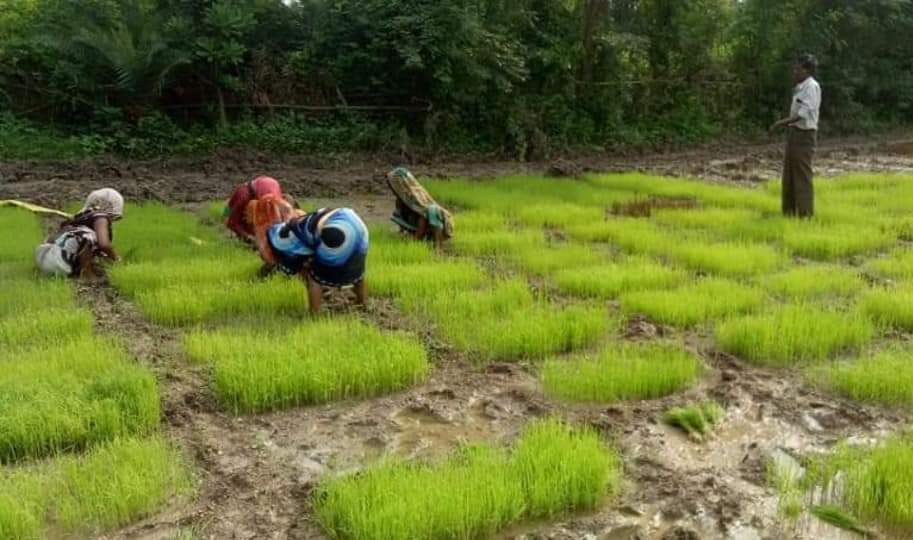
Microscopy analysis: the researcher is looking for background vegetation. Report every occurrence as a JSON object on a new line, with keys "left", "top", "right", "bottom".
{"left": 2, "top": 0, "right": 911, "bottom": 160}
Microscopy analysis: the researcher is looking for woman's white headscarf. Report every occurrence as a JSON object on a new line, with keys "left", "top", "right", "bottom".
{"left": 80, "top": 188, "right": 124, "bottom": 219}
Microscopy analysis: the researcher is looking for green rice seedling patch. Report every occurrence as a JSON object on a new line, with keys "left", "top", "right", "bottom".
{"left": 862, "top": 285, "right": 913, "bottom": 330}
{"left": 0, "top": 208, "right": 43, "bottom": 262}
{"left": 110, "top": 254, "right": 262, "bottom": 297}
{"left": 782, "top": 222, "right": 895, "bottom": 260}
{"left": 506, "top": 243, "right": 608, "bottom": 276}
{"left": 663, "top": 401, "right": 724, "bottom": 441}
{"left": 451, "top": 229, "right": 546, "bottom": 257}
{"left": 315, "top": 417, "right": 620, "bottom": 540}
{"left": 620, "top": 278, "right": 764, "bottom": 328}
{"left": 554, "top": 258, "right": 690, "bottom": 300}
{"left": 541, "top": 343, "right": 702, "bottom": 402}
{"left": 0, "top": 277, "right": 74, "bottom": 317}
{"left": 800, "top": 436, "right": 913, "bottom": 532}
{"left": 808, "top": 505, "right": 870, "bottom": 536}
{"left": 514, "top": 204, "right": 605, "bottom": 229}
{"left": 369, "top": 261, "right": 487, "bottom": 301}
{"left": 808, "top": 349, "right": 913, "bottom": 406}
{"left": 669, "top": 239, "right": 786, "bottom": 277}
{"left": 454, "top": 210, "right": 509, "bottom": 233}
{"left": 653, "top": 207, "right": 760, "bottom": 231}
{"left": 565, "top": 218, "right": 675, "bottom": 256}
{"left": 368, "top": 230, "right": 434, "bottom": 267}
{"left": 116, "top": 203, "right": 227, "bottom": 262}
{"left": 184, "top": 319, "right": 429, "bottom": 413}
{"left": 0, "top": 308, "right": 94, "bottom": 351}
{"left": 0, "top": 436, "right": 192, "bottom": 539}
{"left": 763, "top": 265, "right": 864, "bottom": 300}
{"left": 715, "top": 305, "right": 874, "bottom": 367}
{"left": 0, "top": 337, "right": 160, "bottom": 463}
{"left": 866, "top": 249, "right": 913, "bottom": 280}
{"left": 402, "top": 280, "right": 611, "bottom": 362}
{"left": 133, "top": 275, "right": 307, "bottom": 327}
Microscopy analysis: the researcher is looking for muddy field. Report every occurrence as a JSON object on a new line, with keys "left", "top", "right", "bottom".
{"left": 6, "top": 137, "right": 913, "bottom": 540}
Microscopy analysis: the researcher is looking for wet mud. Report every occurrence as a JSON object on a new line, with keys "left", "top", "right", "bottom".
{"left": 24, "top": 138, "right": 913, "bottom": 539}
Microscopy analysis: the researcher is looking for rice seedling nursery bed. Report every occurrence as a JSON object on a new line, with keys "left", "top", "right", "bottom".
{"left": 8, "top": 168, "right": 913, "bottom": 539}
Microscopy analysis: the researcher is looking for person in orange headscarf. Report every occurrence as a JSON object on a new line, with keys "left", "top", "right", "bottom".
{"left": 223, "top": 176, "right": 292, "bottom": 242}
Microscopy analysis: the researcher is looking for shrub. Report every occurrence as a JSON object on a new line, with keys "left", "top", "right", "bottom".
{"left": 715, "top": 305, "right": 875, "bottom": 366}
{"left": 620, "top": 278, "right": 764, "bottom": 328}
{"left": 541, "top": 343, "right": 702, "bottom": 402}
{"left": 184, "top": 319, "right": 429, "bottom": 413}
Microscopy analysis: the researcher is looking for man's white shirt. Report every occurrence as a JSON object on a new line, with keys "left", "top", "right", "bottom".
{"left": 790, "top": 76, "right": 821, "bottom": 131}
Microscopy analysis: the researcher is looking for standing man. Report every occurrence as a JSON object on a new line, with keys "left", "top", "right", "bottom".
{"left": 770, "top": 54, "right": 821, "bottom": 218}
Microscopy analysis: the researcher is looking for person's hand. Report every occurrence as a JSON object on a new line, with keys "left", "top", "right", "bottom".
{"left": 768, "top": 122, "right": 779, "bottom": 136}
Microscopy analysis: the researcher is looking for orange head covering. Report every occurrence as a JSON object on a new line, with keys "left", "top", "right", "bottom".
{"left": 245, "top": 195, "right": 303, "bottom": 265}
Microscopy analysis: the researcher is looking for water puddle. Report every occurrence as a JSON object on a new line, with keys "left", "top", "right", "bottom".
{"left": 390, "top": 397, "right": 501, "bottom": 459}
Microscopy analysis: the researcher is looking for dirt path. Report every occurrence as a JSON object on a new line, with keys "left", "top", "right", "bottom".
{"left": 3, "top": 134, "right": 913, "bottom": 209}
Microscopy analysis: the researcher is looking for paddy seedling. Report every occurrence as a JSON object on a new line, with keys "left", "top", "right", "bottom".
{"left": 669, "top": 239, "right": 786, "bottom": 277}
{"left": 514, "top": 203, "right": 605, "bottom": 229}
{"left": 663, "top": 401, "right": 724, "bottom": 441}
{"left": 715, "top": 304, "right": 874, "bottom": 367}
{"left": 402, "top": 280, "right": 610, "bottom": 362}
{"left": 801, "top": 436, "right": 913, "bottom": 532}
{"left": 0, "top": 307, "right": 94, "bottom": 351}
{"left": 565, "top": 218, "right": 675, "bottom": 256}
{"left": 369, "top": 232, "right": 435, "bottom": 266}
{"left": 862, "top": 285, "right": 913, "bottom": 331}
{"left": 506, "top": 242, "right": 608, "bottom": 276}
{"left": 763, "top": 265, "right": 864, "bottom": 300}
{"left": 369, "top": 260, "right": 487, "bottom": 301}
{"left": 315, "top": 418, "right": 620, "bottom": 540}
{"left": 0, "top": 277, "right": 74, "bottom": 316}
{"left": 541, "top": 343, "right": 702, "bottom": 402}
{"left": 808, "top": 349, "right": 913, "bottom": 406}
{"left": 0, "top": 208, "right": 42, "bottom": 261}
{"left": 0, "top": 436, "right": 192, "bottom": 538}
{"left": 184, "top": 318, "right": 429, "bottom": 413}
{"left": 652, "top": 207, "right": 760, "bottom": 232}
{"left": 110, "top": 253, "right": 261, "bottom": 297}
{"left": 450, "top": 229, "right": 546, "bottom": 257}
{"left": 865, "top": 249, "right": 913, "bottom": 280}
{"left": 0, "top": 337, "right": 160, "bottom": 462}
{"left": 782, "top": 222, "right": 894, "bottom": 260}
{"left": 451, "top": 210, "right": 506, "bottom": 233}
{"left": 554, "top": 258, "right": 689, "bottom": 299}
{"left": 620, "top": 278, "right": 764, "bottom": 328}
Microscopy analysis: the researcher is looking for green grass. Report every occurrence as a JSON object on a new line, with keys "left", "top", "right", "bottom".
{"left": 0, "top": 437, "right": 192, "bottom": 539}
{"left": 0, "top": 308, "right": 94, "bottom": 351}
{"left": 368, "top": 261, "right": 487, "bottom": 300}
{"left": 451, "top": 210, "right": 507, "bottom": 233}
{"left": 314, "top": 418, "right": 620, "bottom": 540}
{"left": 184, "top": 319, "right": 429, "bottom": 413}
{"left": 782, "top": 222, "right": 895, "bottom": 260}
{"left": 514, "top": 204, "right": 605, "bottom": 229}
{"left": 663, "top": 401, "right": 724, "bottom": 441}
{"left": 862, "top": 286, "right": 913, "bottom": 330}
{"left": 115, "top": 203, "right": 227, "bottom": 262}
{"left": 652, "top": 207, "right": 760, "bottom": 231}
{"left": 451, "top": 230, "right": 545, "bottom": 257}
{"left": 565, "top": 218, "right": 675, "bottom": 255}
{"left": 763, "top": 265, "right": 864, "bottom": 300}
{"left": 808, "top": 349, "right": 913, "bottom": 406}
{"left": 506, "top": 243, "right": 608, "bottom": 276}
{"left": 866, "top": 249, "right": 913, "bottom": 280}
{"left": 620, "top": 278, "right": 764, "bottom": 328}
{"left": 669, "top": 239, "right": 786, "bottom": 277}
{"left": 110, "top": 253, "right": 261, "bottom": 297}
{"left": 554, "top": 258, "right": 689, "bottom": 299}
{"left": 541, "top": 343, "right": 702, "bottom": 402}
{"left": 715, "top": 305, "right": 875, "bottom": 367}
{"left": 808, "top": 505, "right": 869, "bottom": 536}
{"left": 0, "top": 278, "right": 74, "bottom": 317}
{"left": 0, "top": 208, "right": 43, "bottom": 262}
{"left": 802, "top": 436, "right": 913, "bottom": 532}
{"left": 133, "top": 276, "right": 308, "bottom": 326}
{"left": 0, "top": 337, "right": 161, "bottom": 463}
{"left": 402, "top": 280, "right": 611, "bottom": 362}
{"left": 369, "top": 232, "right": 435, "bottom": 266}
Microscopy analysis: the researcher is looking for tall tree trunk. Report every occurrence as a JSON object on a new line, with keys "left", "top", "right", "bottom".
{"left": 578, "top": 0, "right": 608, "bottom": 98}
{"left": 216, "top": 85, "right": 227, "bottom": 129}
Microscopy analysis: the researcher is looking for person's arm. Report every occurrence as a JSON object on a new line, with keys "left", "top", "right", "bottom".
{"left": 76, "top": 245, "right": 99, "bottom": 280}
{"left": 414, "top": 215, "right": 429, "bottom": 240}
{"left": 769, "top": 114, "right": 801, "bottom": 134}
{"left": 93, "top": 216, "right": 119, "bottom": 262}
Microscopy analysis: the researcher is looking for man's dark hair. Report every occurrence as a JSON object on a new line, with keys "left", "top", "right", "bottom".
{"left": 797, "top": 53, "right": 818, "bottom": 76}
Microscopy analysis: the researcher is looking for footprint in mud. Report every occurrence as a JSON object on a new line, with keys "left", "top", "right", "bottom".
{"left": 389, "top": 399, "right": 501, "bottom": 459}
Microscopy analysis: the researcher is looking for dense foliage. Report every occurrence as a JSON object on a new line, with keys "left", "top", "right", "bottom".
{"left": 1, "top": 0, "right": 912, "bottom": 159}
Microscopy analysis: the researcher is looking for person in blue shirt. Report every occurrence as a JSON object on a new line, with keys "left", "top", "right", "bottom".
{"left": 257, "top": 207, "right": 369, "bottom": 314}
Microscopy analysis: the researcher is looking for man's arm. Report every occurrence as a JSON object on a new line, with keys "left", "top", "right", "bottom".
{"left": 93, "top": 216, "right": 119, "bottom": 262}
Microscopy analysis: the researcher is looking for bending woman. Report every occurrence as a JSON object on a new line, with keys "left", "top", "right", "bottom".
{"left": 224, "top": 176, "right": 292, "bottom": 242}
{"left": 257, "top": 207, "right": 369, "bottom": 315}
{"left": 35, "top": 188, "right": 124, "bottom": 279}
{"left": 386, "top": 167, "right": 453, "bottom": 248}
